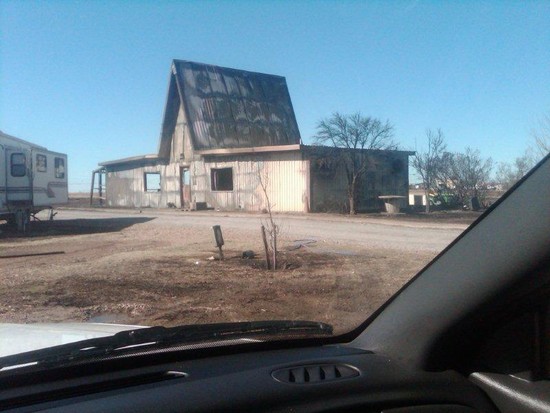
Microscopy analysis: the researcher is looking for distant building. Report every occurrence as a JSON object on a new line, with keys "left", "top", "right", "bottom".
{"left": 409, "top": 187, "right": 428, "bottom": 208}
{"left": 97, "top": 60, "right": 413, "bottom": 212}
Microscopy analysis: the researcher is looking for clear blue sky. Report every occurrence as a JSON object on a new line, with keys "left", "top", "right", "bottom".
{"left": 1, "top": 1, "right": 549, "bottom": 191}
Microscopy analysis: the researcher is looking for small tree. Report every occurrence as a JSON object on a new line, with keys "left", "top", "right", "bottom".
{"left": 411, "top": 128, "right": 447, "bottom": 213}
{"left": 257, "top": 166, "right": 279, "bottom": 270}
{"left": 313, "top": 112, "right": 395, "bottom": 214}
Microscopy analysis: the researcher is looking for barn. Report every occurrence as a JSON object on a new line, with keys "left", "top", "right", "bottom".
{"left": 96, "top": 60, "right": 412, "bottom": 213}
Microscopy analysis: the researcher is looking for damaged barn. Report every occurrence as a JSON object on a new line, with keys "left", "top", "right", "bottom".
{"left": 96, "top": 60, "right": 412, "bottom": 213}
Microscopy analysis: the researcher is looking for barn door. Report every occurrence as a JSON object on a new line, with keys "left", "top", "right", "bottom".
{"left": 6, "top": 148, "right": 32, "bottom": 202}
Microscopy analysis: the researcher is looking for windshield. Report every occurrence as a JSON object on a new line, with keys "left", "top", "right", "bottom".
{"left": 0, "top": 1, "right": 549, "bottom": 363}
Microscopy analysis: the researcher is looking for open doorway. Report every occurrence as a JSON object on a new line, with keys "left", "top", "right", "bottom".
{"left": 180, "top": 167, "right": 191, "bottom": 209}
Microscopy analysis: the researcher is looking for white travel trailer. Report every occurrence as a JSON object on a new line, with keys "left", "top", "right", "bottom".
{"left": 0, "top": 131, "right": 68, "bottom": 230}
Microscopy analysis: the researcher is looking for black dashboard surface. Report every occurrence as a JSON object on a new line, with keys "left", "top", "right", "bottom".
{"left": 0, "top": 345, "right": 497, "bottom": 413}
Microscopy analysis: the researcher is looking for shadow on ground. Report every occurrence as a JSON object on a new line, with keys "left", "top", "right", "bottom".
{"left": 0, "top": 217, "right": 155, "bottom": 239}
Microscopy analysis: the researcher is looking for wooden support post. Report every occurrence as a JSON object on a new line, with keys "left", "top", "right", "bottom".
{"left": 261, "top": 225, "right": 271, "bottom": 270}
{"left": 90, "top": 171, "right": 95, "bottom": 206}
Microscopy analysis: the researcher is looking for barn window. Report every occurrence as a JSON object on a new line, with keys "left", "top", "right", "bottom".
{"left": 36, "top": 154, "right": 47, "bottom": 172}
{"left": 144, "top": 173, "right": 161, "bottom": 192}
{"left": 55, "top": 157, "right": 65, "bottom": 179}
{"left": 392, "top": 159, "right": 404, "bottom": 174}
{"left": 211, "top": 168, "right": 233, "bottom": 191}
{"left": 11, "top": 153, "right": 27, "bottom": 177}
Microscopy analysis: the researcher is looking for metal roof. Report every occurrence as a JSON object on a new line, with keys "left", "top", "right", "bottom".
{"left": 159, "top": 60, "right": 301, "bottom": 153}
{"left": 98, "top": 154, "right": 160, "bottom": 167}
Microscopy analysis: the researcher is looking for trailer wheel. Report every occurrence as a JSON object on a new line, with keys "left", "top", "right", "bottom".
{"left": 15, "top": 209, "right": 31, "bottom": 232}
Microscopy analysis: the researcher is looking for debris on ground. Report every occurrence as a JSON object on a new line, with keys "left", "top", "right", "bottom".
{"left": 242, "top": 250, "right": 256, "bottom": 259}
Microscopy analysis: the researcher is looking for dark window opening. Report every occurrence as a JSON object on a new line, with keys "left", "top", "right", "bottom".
{"left": 36, "top": 154, "right": 47, "bottom": 172}
{"left": 145, "top": 173, "right": 161, "bottom": 192}
{"left": 211, "top": 168, "right": 233, "bottom": 191}
{"left": 11, "top": 153, "right": 26, "bottom": 177}
{"left": 55, "top": 157, "right": 65, "bottom": 179}
{"left": 392, "top": 158, "right": 404, "bottom": 174}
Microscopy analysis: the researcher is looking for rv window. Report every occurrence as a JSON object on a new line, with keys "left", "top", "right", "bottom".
{"left": 55, "top": 157, "right": 65, "bottom": 179}
{"left": 36, "top": 154, "right": 47, "bottom": 172}
{"left": 10, "top": 153, "right": 26, "bottom": 177}
{"left": 145, "top": 173, "right": 161, "bottom": 192}
{"left": 211, "top": 168, "right": 233, "bottom": 191}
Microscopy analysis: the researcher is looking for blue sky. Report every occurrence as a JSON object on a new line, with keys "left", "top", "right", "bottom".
{"left": 1, "top": 0, "right": 549, "bottom": 191}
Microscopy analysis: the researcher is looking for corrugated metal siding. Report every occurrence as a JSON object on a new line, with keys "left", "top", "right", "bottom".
{"left": 106, "top": 151, "right": 308, "bottom": 212}
{"left": 105, "top": 163, "right": 180, "bottom": 208}
{"left": 191, "top": 151, "right": 308, "bottom": 212}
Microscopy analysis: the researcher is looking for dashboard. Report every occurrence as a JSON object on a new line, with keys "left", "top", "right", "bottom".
{"left": 0, "top": 345, "right": 496, "bottom": 412}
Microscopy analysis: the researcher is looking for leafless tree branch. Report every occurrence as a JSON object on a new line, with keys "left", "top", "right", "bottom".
{"left": 313, "top": 112, "right": 396, "bottom": 214}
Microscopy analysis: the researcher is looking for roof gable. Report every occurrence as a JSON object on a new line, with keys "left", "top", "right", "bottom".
{"left": 158, "top": 60, "right": 301, "bottom": 154}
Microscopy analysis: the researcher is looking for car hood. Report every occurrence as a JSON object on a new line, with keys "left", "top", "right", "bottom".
{"left": 0, "top": 323, "right": 146, "bottom": 358}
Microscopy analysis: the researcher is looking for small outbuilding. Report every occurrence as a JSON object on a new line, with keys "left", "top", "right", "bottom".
{"left": 97, "top": 60, "right": 413, "bottom": 213}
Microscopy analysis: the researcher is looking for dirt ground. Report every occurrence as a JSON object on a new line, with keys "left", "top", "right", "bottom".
{"left": 0, "top": 211, "right": 441, "bottom": 334}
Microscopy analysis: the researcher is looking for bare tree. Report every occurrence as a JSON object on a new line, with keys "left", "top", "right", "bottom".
{"left": 496, "top": 153, "right": 534, "bottom": 191}
{"left": 257, "top": 166, "right": 280, "bottom": 270}
{"left": 496, "top": 113, "right": 550, "bottom": 191}
{"left": 313, "top": 112, "right": 396, "bottom": 214}
{"left": 441, "top": 148, "right": 493, "bottom": 208}
{"left": 530, "top": 112, "right": 550, "bottom": 160}
{"left": 411, "top": 129, "right": 447, "bottom": 213}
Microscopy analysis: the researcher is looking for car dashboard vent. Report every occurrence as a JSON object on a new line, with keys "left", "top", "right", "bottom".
{"left": 272, "top": 364, "right": 359, "bottom": 384}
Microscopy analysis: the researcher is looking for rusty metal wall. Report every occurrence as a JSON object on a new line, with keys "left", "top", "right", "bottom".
{"left": 191, "top": 151, "right": 308, "bottom": 212}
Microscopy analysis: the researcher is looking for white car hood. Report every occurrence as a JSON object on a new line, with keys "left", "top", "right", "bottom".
{"left": 0, "top": 323, "right": 146, "bottom": 358}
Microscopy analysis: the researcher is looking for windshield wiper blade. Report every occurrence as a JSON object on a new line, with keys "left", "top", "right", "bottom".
{"left": 0, "top": 320, "right": 332, "bottom": 370}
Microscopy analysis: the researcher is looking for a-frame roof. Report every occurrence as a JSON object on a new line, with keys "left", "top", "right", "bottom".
{"left": 158, "top": 60, "right": 301, "bottom": 157}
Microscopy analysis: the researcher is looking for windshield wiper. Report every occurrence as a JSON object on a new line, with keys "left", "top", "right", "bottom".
{"left": 0, "top": 320, "right": 332, "bottom": 371}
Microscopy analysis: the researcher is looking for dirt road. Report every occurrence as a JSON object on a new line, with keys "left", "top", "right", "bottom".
{"left": 53, "top": 208, "right": 467, "bottom": 253}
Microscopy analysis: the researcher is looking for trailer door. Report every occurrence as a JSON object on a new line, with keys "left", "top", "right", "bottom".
{"left": 5, "top": 149, "right": 32, "bottom": 202}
